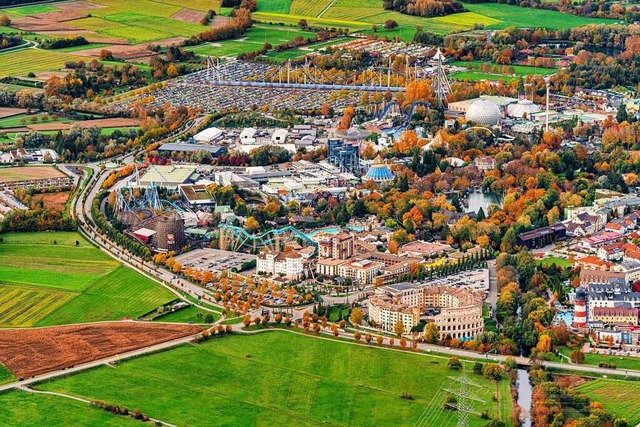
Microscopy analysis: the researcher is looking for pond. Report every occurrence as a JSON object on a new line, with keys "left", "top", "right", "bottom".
{"left": 466, "top": 191, "right": 503, "bottom": 215}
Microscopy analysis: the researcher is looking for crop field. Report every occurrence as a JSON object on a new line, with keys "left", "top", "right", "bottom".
{"left": 0, "top": 232, "right": 175, "bottom": 327}
{"left": 258, "top": 0, "right": 616, "bottom": 34}
{"left": 37, "top": 332, "right": 513, "bottom": 427}
{"left": 291, "top": 0, "right": 334, "bottom": 16}
{"left": 463, "top": 2, "right": 615, "bottom": 29}
{"left": 0, "top": 166, "right": 65, "bottom": 183}
{"left": 257, "top": 0, "right": 292, "bottom": 14}
{"left": 3, "top": 4, "right": 58, "bottom": 16}
{"left": 576, "top": 379, "right": 640, "bottom": 425}
{"left": 39, "top": 267, "right": 176, "bottom": 326}
{"left": 0, "top": 391, "right": 137, "bottom": 427}
{"left": 0, "top": 285, "right": 76, "bottom": 328}
{"left": 0, "top": 49, "right": 85, "bottom": 79}
{"left": 0, "top": 322, "right": 202, "bottom": 378}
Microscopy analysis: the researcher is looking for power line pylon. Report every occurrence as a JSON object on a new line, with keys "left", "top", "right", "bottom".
{"left": 444, "top": 371, "right": 485, "bottom": 427}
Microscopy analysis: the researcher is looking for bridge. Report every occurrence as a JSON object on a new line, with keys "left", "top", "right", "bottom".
{"left": 205, "top": 57, "right": 429, "bottom": 93}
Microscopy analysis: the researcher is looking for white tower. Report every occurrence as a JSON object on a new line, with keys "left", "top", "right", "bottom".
{"left": 432, "top": 48, "right": 452, "bottom": 108}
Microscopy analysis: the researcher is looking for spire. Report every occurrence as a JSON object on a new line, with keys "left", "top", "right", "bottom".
{"left": 432, "top": 47, "right": 452, "bottom": 108}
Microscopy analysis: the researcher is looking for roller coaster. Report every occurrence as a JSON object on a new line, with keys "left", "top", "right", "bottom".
{"left": 219, "top": 224, "right": 318, "bottom": 253}
{"left": 377, "top": 100, "right": 432, "bottom": 129}
{"left": 206, "top": 57, "right": 425, "bottom": 92}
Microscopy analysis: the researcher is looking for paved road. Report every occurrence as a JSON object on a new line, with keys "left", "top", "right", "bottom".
{"left": 486, "top": 259, "right": 497, "bottom": 319}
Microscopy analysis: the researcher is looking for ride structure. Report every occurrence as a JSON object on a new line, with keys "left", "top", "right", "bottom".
{"left": 218, "top": 224, "right": 318, "bottom": 254}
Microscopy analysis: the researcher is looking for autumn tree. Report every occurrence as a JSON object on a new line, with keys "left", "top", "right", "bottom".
{"left": 447, "top": 357, "right": 462, "bottom": 370}
{"left": 350, "top": 308, "right": 364, "bottom": 326}
{"left": 424, "top": 323, "right": 439, "bottom": 344}
{"left": 394, "top": 320, "right": 405, "bottom": 337}
{"left": 354, "top": 331, "right": 362, "bottom": 342}
{"left": 365, "top": 333, "right": 372, "bottom": 344}
{"left": 242, "top": 315, "right": 251, "bottom": 327}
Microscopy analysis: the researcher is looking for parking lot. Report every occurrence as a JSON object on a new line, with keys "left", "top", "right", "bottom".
{"left": 175, "top": 249, "right": 256, "bottom": 275}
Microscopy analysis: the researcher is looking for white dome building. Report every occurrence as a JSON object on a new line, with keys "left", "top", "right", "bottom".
{"left": 465, "top": 99, "right": 502, "bottom": 126}
{"left": 507, "top": 99, "right": 541, "bottom": 119}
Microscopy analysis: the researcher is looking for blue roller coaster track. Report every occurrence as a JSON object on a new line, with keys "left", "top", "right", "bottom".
{"left": 219, "top": 224, "right": 318, "bottom": 249}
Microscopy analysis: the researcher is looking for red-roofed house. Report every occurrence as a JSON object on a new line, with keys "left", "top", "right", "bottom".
{"left": 605, "top": 222, "right": 626, "bottom": 234}
{"left": 576, "top": 255, "right": 613, "bottom": 271}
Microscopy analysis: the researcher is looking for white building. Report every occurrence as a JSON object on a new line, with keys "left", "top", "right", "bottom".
{"left": 194, "top": 127, "right": 224, "bottom": 143}
{"left": 240, "top": 128, "right": 258, "bottom": 144}
{"left": 272, "top": 129, "right": 288, "bottom": 143}
{"left": 257, "top": 250, "right": 304, "bottom": 279}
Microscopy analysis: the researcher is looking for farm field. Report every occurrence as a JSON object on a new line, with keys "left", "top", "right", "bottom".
{"left": 0, "top": 322, "right": 202, "bottom": 378}
{"left": 257, "top": 0, "right": 292, "bottom": 14}
{"left": 0, "top": 113, "right": 73, "bottom": 129}
{"left": 575, "top": 379, "right": 640, "bottom": 426}
{"left": 255, "top": 0, "right": 616, "bottom": 34}
{"left": 0, "top": 166, "right": 65, "bottom": 183}
{"left": 0, "top": 232, "right": 175, "bottom": 327}
{"left": 0, "top": 49, "right": 85, "bottom": 80}
{"left": 36, "top": 332, "right": 513, "bottom": 427}
{"left": 0, "top": 391, "right": 137, "bottom": 426}
{"left": 291, "top": 0, "right": 334, "bottom": 17}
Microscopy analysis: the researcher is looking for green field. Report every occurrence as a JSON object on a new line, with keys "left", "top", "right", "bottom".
{"left": 558, "top": 347, "right": 640, "bottom": 371}
{"left": 256, "top": 0, "right": 616, "bottom": 35}
{"left": 153, "top": 305, "right": 218, "bottom": 323}
{"left": 576, "top": 379, "right": 640, "bottom": 425}
{"left": 36, "top": 332, "right": 513, "bottom": 426}
{"left": 3, "top": 4, "right": 58, "bottom": 16}
{"left": 537, "top": 256, "right": 573, "bottom": 268}
{"left": 0, "top": 391, "right": 138, "bottom": 427}
{"left": 257, "top": 0, "right": 292, "bottom": 14}
{"left": 0, "top": 49, "right": 85, "bottom": 79}
{"left": 0, "top": 232, "right": 175, "bottom": 327}
{"left": 0, "top": 363, "right": 16, "bottom": 385}
{"left": 451, "top": 60, "right": 555, "bottom": 77}
{"left": 185, "top": 25, "right": 317, "bottom": 58}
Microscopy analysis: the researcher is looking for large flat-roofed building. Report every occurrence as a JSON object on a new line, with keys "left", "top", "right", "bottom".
{"left": 138, "top": 165, "right": 198, "bottom": 190}
{"left": 179, "top": 184, "right": 215, "bottom": 207}
{"left": 194, "top": 127, "right": 223, "bottom": 143}
{"left": 517, "top": 224, "right": 567, "bottom": 249}
{"left": 158, "top": 143, "right": 227, "bottom": 157}
{"left": 369, "top": 281, "right": 484, "bottom": 338}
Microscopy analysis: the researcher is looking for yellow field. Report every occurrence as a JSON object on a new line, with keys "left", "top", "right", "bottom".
{"left": 0, "top": 285, "right": 76, "bottom": 327}
{"left": 0, "top": 50, "right": 85, "bottom": 79}
{"left": 433, "top": 12, "right": 501, "bottom": 27}
{"left": 291, "top": 0, "right": 333, "bottom": 17}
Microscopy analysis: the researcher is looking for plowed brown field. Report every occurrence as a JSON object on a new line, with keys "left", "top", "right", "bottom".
{"left": 0, "top": 322, "right": 202, "bottom": 378}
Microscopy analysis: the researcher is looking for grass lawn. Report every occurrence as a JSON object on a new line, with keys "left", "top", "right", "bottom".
{"left": 0, "top": 391, "right": 138, "bottom": 427}
{"left": 0, "top": 232, "right": 175, "bottom": 327}
{"left": 463, "top": 2, "right": 616, "bottom": 29}
{"left": 0, "top": 363, "right": 16, "bottom": 385}
{"left": 185, "top": 25, "right": 316, "bottom": 58}
{"left": 537, "top": 256, "right": 573, "bottom": 268}
{"left": 450, "top": 60, "right": 556, "bottom": 77}
{"left": 575, "top": 379, "right": 640, "bottom": 425}
{"left": 52, "top": 43, "right": 111, "bottom": 53}
{"left": 0, "top": 113, "right": 73, "bottom": 129}
{"left": 153, "top": 305, "right": 218, "bottom": 324}
{"left": 3, "top": 4, "right": 59, "bottom": 16}
{"left": 257, "top": 0, "right": 292, "bottom": 14}
{"left": 37, "top": 332, "right": 512, "bottom": 426}
{"left": 451, "top": 71, "right": 516, "bottom": 83}
{"left": 558, "top": 347, "right": 640, "bottom": 371}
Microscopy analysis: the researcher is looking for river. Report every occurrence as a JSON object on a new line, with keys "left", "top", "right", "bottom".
{"left": 516, "top": 369, "right": 533, "bottom": 427}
